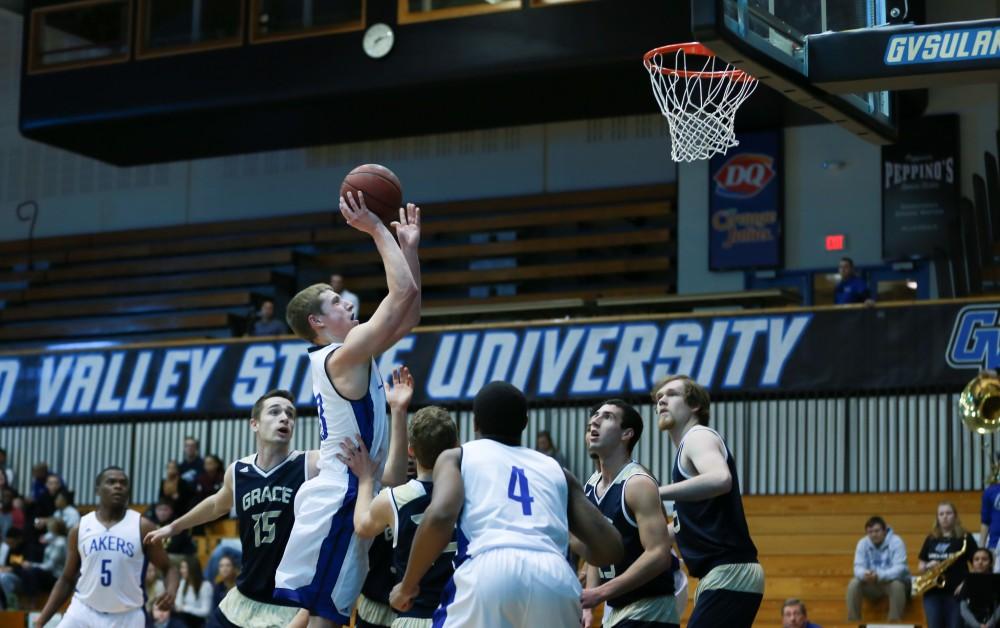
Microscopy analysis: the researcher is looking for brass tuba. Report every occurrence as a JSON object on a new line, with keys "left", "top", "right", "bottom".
{"left": 911, "top": 537, "right": 967, "bottom": 597}
{"left": 958, "top": 373, "right": 1000, "bottom": 435}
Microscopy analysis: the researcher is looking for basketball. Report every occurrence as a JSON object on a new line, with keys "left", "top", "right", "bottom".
{"left": 340, "top": 164, "right": 403, "bottom": 222}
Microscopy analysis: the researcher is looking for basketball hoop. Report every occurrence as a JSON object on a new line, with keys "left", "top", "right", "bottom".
{"left": 644, "top": 42, "right": 759, "bottom": 163}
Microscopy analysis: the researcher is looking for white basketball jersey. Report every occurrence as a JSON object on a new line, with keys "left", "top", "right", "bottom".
{"left": 457, "top": 439, "right": 569, "bottom": 560}
{"left": 308, "top": 343, "right": 388, "bottom": 478}
{"left": 74, "top": 510, "right": 145, "bottom": 613}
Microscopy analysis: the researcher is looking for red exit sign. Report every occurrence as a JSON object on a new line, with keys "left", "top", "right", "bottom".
{"left": 825, "top": 234, "right": 845, "bottom": 251}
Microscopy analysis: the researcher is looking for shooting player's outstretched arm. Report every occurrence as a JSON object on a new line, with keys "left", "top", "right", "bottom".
{"left": 332, "top": 194, "right": 418, "bottom": 380}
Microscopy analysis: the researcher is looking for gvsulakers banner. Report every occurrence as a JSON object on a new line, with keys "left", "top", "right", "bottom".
{"left": 0, "top": 300, "right": 993, "bottom": 423}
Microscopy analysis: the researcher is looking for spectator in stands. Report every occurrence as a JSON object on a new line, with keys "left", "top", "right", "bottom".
{"left": 958, "top": 547, "right": 1000, "bottom": 628}
{"left": 175, "top": 554, "right": 213, "bottom": 627}
{"left": 212, "top": 555, "right": 239, "bottom": 608}
{"left": 179, "top": 437, "right": 203, "bottom": 485}
{"left": 0, "top": 527, "right": 24, "bottom": 609}
{"left": 0, "top": 474, "right": 14, "bottom": 542}
{"left": 34, "top": 489, "right": 79, "bottom": 532}
{"left": 0, "top": 448, "right": 14, "bottom": 487}
{"left": 782, "top": 598, "right": 822, "bottom": 628}
{"left": 203, "top": 538, "right": 241, "bottom": 584}
{"left": 847, "top": 515, "right": 910, "bottom": 622}
{"left": 983, "top": 468, "right": 1000, "bottom": 573}
{"left": 918, "top": 501, "right": 978, "bottom": 628}
{"left": 28, "top": 463, "right": 50, "bottom": 504}
{"left": 152, "top": 606, "right": 188, "bottom": 628}
{"left": 161, "top": 460, "right": 195, "bottom": 515}
{"left": 146, "top": 501, "right": 197, "bottom": 561}
{"left": 249, "top": 298, "right": 288, "bottom": 336}
{"left": 146, "top": 562, "right": 166, "bottom": 615}
{"left": 834, "top": 257, "right": 874, "bottom": 306}
{"left": 535, "top": 430, "right": 568, "bottom": 468}
{"left": 193, "top": 455, "right": 224, "bottom": 504}
{"left": 329, "top": 273, "right": 360, "bottom": 318}
{"left": 0, "top": 519, "right": 66, "bottom": 609}
{"left": 1, "top": 488, "right": 25, "bottom": 537}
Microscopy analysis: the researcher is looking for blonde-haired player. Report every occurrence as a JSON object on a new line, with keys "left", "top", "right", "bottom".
{"left": 274, "top": 192, "right": 420, "bottom": 628}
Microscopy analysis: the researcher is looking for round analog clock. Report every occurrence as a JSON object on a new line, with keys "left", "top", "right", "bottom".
{"left": 363, "top": 23, "right": 395, "bottom": 59}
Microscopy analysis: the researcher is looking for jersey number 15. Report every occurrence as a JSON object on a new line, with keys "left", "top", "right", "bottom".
{"left": 252, "top": 510, "right": 281, "bottom": 547}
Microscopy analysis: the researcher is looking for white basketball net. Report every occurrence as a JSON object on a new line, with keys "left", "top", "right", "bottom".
{"left": 645, "top": 46, "right": 759, "bottom": 163}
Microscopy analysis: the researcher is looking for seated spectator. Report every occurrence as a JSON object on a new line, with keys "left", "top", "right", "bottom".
{"left": 329, "top": 273, "right": 360, "bottom": 318}
{"left": 958, "top": 548, "right": 1000, "bottom": 628}
{"left": 0, "top": 527, "right": 24, "bottom": 609}
{"left": 212, "top": 555, "right": 239, "bottom": 608}
{"left": 152, "top": 606, "right": 188, "bottom": 628}
{"left": 145, "top": 562, "right": 166, "bottom": 615}
{"left": 918, "top": 501, "right": 978, "bottom": 627}
{"left": 0, "top": 519, "right": 66, "bottom": 609}
{"left": 782, "top": 598, "right": 822, "bottom": 628}
{"left": 178, "top": 437, "right": 203, "bottom": 486}
{"left": 160, "top": 460, "right": 195, "bottom": 516}
{"left": 193, "top": 455, "right": 224, "bottom": 504}
{"left": 847, "top": 515, "right": 910, "bottom": 622}
{"left": 175, "top": 554, "right": 213, "bottom": 627}
{"left": 203, "top": 538, "right": 241, "bottom": 584}
{"left": 249, "top": 299, "right": 288, "bottom": 336}
{"left": 0, "top": 448, "right": 14, "bottom": 487}
{"left": 0, "top": 474, "right": 15, "bottom": 542}
{"left": 28, "top": 464, "right": 49, "bottom": 504}
{"left": 35, "top": 490, "right": 79, "bottom": 533}
{"left": 535, "top": 430, "right": 568, "bottom": 468}
{"left": 146, "top": 501, "right": 196, "bottom": 561}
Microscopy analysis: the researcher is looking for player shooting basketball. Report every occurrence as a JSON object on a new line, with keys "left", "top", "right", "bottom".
{"left": 273, "top": 190, "right": 421, "bottom": 628}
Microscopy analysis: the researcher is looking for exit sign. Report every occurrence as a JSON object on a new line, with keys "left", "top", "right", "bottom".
{"left": 825, "top": 234, "right": 845, "bottom": 251}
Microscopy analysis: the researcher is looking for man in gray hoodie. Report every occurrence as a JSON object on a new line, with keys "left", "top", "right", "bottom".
{"left": 846, "top": 515, "right": 910, "bottom": 621}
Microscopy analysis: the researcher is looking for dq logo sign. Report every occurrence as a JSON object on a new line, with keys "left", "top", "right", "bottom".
{"left": 713, "top": 154, "right": 776, "bottom": 198}
{"left": 947, "top": 304, "right": 1000, "bottom": 369}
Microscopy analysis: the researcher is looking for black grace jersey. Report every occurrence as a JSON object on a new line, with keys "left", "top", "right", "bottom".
{"left": 233, "top": 450, "right": 307, "bottom": 604}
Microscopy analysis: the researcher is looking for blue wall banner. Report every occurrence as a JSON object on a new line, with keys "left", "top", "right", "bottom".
{"left": 708, "top": 131, "right": 783, "bottom": 271}
{"left": 0, "top": 300, "right": 995, "bottom": 424}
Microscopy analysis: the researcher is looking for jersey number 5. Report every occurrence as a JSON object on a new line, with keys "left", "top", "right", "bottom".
{"left": 507, "top": 467, "right": 534, "bottom": 515}
{"left": 100, "top": 559, "right": 112, "bottom": 586}
{"left": 252, "top": 510, "right": 280, "bottom": 547}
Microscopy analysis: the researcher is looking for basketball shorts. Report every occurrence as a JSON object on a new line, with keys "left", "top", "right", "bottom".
{"left": 604, "top": 593, "right": 679, "bottom": 628}
{"left": 209, "top": 586, "right": 301, "bottom": 628}
{"left": 59, "top": 597, "right": 145, "bottom": 628}
{"left": 273, "top": 472, "right": 370, "bottom": 624}
{"left": 687, "top": 562, "right": 764, "bottom": 628}
{"left": 431, "top": 548, "right": 581, "bottom": 628}
{"left": 357, "top": 592, "right": 396, "bottom": 628}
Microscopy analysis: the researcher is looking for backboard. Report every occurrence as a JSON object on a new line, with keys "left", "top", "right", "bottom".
{"left": 692, "top": 0, "right": 901, "bottom": 143}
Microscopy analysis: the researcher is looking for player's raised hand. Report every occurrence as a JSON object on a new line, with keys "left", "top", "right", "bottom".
{"left": 337, "top": 435, "right": 378, "bottom": 481}
{"left": 385, "top": 366, "right": 414, "bottom": 412}
{"left": 390, "top": 581, "right": 418, "bottom": 612}
{"left": 143, "top": 523, "right": 176, "bottom": 547}
{"left": 392, "top": 202, "right": 421, "bottom": 249}
{"left": 340, "top": 191, "right": 383, "bottom": 235}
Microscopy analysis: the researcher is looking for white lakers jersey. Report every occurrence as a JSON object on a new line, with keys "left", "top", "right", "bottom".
{"left": 308, "top": 343, "right": 388, "bottom": 478}
{"left": 74, "top": 510, "right": 145, "bottom": 613}
{"left": 457, "top": 439, "right": 569, "bottom": 560}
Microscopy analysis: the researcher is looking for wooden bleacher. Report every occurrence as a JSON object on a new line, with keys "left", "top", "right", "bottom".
{"left": 0, "top": 183, "right": 801, "bottom": 346}
{"left": 680, "top": 490, "right": 983, "bottom": 628}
